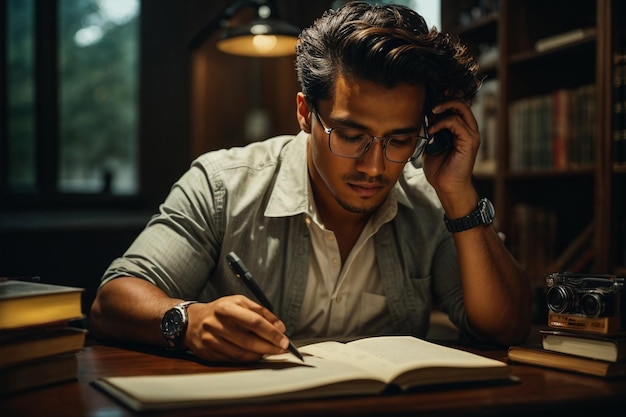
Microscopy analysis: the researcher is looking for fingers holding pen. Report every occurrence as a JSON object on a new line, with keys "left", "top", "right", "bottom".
{"left": 185, "top": 295, "right": 290, "bottom": 362}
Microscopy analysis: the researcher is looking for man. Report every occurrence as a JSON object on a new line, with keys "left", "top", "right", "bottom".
{"left": 90, "top": 2, "right": 531, "bottom": 363}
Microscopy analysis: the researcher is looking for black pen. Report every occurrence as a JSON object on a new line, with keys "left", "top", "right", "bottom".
{"left": 226, "top": 251, "right": 304, "bottom": 362}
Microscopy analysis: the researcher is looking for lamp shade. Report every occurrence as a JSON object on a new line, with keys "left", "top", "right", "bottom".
{"left": 217, "top": 18, "right": 300, "bottom": 57}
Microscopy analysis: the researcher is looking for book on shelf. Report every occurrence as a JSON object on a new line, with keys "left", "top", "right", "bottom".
{"left": 0, "top": 279, "right": 84, "bottom": 330}
{"left": 507, "top": 344, "right": 626, "bottom": 378}
{"left": 535, "top": 28, "right": 595, "bottom": 52}
{"left": 540, "top": 330, "right": 626, "bottom": 363}
{"left": 508, "top": 95, "right": 552, "bottom": 171}
{"left": 508, "top": 84, "right": 595, "bottom": 172}
{"left": 472, "top": 78, "right": 498, "bottom": 174}
{"left": 0, "top": 353, "right": 79, "bottom": 395}
{"left": 551, "top": 88, "right": 571, "bottom": 170}
{"left": 614, "top": 51, "right": 626, "bottom": 164}
{"left": 0, "top": 326, "right": 87, "bottom": 368}
{"left": 93, "top": 335, "right": 513, "bottom": 411}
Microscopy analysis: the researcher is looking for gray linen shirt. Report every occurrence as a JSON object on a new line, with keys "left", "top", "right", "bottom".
{"left": 101, "top": 131, "right": 474, "bottom": 339}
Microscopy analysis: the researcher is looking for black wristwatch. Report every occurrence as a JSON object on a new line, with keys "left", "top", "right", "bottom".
{"left": 160, "top": 301, "right": 198, "bottom": 349}
{"left": 444, "top": 198, "right": 495, "bottom": 233}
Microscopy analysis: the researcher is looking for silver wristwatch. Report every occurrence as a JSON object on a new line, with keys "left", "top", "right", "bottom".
{"left": 160, "top": 301, "right": 198, "bottom": 349}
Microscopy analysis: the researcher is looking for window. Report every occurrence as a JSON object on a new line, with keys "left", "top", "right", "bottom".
{"left": 5, "top": 0, "right": 36, "bottom": 190}
{"left": 2, "top": 0, "right": 140, "bottom": 203}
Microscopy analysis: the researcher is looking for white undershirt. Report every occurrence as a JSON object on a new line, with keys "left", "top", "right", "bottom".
{"left": 294, "top": 187, "right": 398, "bottom": 339}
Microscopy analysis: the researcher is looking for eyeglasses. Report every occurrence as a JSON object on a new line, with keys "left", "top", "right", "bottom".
{"left": 313, "top": 111, "right": 428, "bottom": 163}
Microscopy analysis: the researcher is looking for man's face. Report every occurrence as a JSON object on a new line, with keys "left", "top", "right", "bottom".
{"left": 300, "top": 74, "right": 426, "bottom": 220}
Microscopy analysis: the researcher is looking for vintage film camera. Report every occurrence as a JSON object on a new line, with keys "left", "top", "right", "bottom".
{"left": 546, "top": 272, "right": 625, "bottom": 335}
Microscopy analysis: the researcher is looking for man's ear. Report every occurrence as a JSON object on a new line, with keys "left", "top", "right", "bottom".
{"left": 296, "top": 92, "right": 312, "bottom": 133}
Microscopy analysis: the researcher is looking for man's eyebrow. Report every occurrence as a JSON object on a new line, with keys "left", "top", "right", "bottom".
{"left": 329, "top": 116, "right": 421, "bottom": 135}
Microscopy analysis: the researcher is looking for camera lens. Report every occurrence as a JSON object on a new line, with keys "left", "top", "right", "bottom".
{"left": 546, "top": 285, "right": 576, "bottom": 313}
{"left": 580, "top": 290, "right": 613, "bottom": 318}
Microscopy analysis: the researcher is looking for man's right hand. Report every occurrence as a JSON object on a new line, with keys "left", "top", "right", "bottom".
{"left": 90, "top": 278, "right": 291, "bottom": 363}
{"left": 184, "top": 295, "right": 291, "bottom": 363}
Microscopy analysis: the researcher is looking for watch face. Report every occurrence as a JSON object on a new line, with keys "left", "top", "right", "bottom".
{"left": 161, "top": 308, "right": 184, "bottom": 338}
{"left": 481, "top": 198, "right": 495, "bottom": 220}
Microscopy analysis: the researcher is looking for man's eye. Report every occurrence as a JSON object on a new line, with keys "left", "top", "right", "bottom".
{"left": 388, "top": 136, "right": 417, "bottom": 148}
{"left": 337, "top": 130, "right": 369, "bottom": 143}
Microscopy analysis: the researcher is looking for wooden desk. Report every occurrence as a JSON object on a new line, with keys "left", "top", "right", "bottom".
{"left": 1, "top": 339, "right": 625, "bottom": 417}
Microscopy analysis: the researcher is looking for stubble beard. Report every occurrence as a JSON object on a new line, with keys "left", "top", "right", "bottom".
{"left": 334, "top": 191, "right": 383, "bottom": 215}
{"left": 334, "top": 174, "right": 388, "bottom": 214}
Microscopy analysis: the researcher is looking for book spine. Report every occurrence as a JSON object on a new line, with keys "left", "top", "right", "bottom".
{"left": 535, "top": 28, "right": 589, "bottom": 53}
{"left": 508, "top": 86, "right": 596, "bottom": 171}
{"left": 614, "top": 52, "right": 626, "bottom": 164}
{"left": 552, "top": 89, "right": 570, "bottom": 169}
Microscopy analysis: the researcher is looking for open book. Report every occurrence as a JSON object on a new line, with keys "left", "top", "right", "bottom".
{"left": 93, "top": 336, "right": 512, "bottom": 411}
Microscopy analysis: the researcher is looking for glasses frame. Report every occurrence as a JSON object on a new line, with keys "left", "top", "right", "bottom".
{"left": 313, "top": 111, "right": 428, "bottom": 163}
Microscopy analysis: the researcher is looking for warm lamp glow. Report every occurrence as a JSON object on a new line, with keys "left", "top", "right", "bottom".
{"left": 253, "top": 35, "right": 277, "bottom": 53}
{"left": 189, "top": 1, "right": 300, "bottom": 58}
{"left": 217, "top": 17, "right": 299, "bottom": 57}
{"left": 217, "top": 34, "right": 296, "bottom": 57}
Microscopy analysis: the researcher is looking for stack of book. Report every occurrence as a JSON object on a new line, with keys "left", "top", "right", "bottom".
{"left": 0, "top": 278, "right": 87, "bottom": 394}
{"left": 508, "top": 326, "right": 626, "bottom": 378}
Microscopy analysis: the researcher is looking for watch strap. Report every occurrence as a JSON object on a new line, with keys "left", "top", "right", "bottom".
{"left": 444, "top": 198, "right": 494, "bottom": 233}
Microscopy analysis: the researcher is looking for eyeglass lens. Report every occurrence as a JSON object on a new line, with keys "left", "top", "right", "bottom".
{"left": 329, "top": 128, "right": 427, "bottom": 162}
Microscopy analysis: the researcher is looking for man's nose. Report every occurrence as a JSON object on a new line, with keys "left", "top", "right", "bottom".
{"left": 356, "top": 138, "right": 386, "bottom": 177}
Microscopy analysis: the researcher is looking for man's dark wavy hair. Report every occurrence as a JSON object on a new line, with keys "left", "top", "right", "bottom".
{"left": 296, "top": 1, "right": 481, "bottom": 112}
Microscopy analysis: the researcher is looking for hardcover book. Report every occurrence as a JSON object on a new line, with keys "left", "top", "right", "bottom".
{"left": 0, "top": 280, "right": 83, "bottom": 330}
{"left": 94, "top": 336, "right": 512, "bottom": 411}
{"left": 0, "top": 353, "right": 79, "bottom": 394}
{"left": 508, "top": 344, "right": 626, "bottom": 378}
{"left": 540, "top": 330, "right": 626, "bottom": 363}
{"left": 0, "top": 326, "right": 87, "bottom": 368}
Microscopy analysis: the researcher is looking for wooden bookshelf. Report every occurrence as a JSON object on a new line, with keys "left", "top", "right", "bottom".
{"left": 442, "top": 0, "right": 626, "bottom": 285}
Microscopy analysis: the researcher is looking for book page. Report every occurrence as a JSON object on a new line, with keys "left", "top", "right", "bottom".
{"left": 299, "top": 340, "right": 398, "bottom": 382}
{"left": 350, "top": 336, "right": 503, "bottom": 366}
{"left": 95, "top": 356, "right": 385, "bottom": 409}
{"left": 300, "top": 336, "right": 507, "bottom": 384}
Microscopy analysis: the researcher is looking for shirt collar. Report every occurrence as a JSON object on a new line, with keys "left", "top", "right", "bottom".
{"left": 264, "top": 131, "right": 310, "bottom": 217}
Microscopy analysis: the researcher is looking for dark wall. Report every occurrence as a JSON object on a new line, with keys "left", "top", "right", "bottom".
{"left": 0, "top": 218, "right": 147, "bottom": 320}
{"left": 140, "top": 0, "right": 192, "bottom": 209}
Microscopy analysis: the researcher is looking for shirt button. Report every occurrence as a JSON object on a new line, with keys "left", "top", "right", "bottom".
{"left": 335, "top": 296, "right": 342, "bottom": 303}
{"left": 326, "top": 234, "right": 335, "bottom": 241}
{"left": 332, "top": 258, "right": 339, "bottom": 267}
